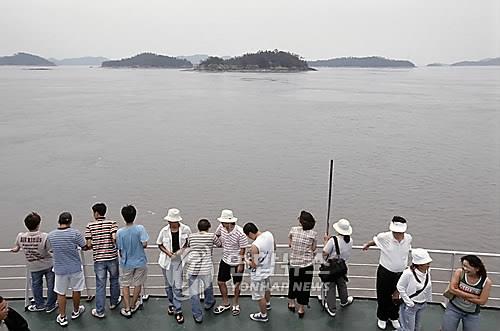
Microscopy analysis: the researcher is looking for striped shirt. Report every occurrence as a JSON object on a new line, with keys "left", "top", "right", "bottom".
{"left": 85, "top": 218, "right": 118, "bottom": 262}
{"left": 215, "top": 224, "right": 248, "bottom": 266}
{"left": 47, "top": 227, "right": 86, "bottom": 275}
{"left": 289, "top": 226, "right": 317, "bottom": 268}
{"left": 186, "top": 232, "right": 222, "bottom": 275}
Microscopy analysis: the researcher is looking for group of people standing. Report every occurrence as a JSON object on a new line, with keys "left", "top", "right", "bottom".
{"left": 7, "top": 206, "right": 494, "bottom": 330}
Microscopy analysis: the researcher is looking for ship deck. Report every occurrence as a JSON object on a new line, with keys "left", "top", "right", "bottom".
{"left": 7, "top": 296, "right": 500, "bottom": 331}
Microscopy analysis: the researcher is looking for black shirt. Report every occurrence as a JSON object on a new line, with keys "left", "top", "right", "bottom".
{"left": 171, "top": 231, "right": 180, "bottom": 253}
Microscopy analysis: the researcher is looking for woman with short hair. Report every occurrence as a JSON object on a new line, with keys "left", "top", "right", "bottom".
{"left": 287, "top": 210, "right": 317, "bottom": 318}
{"left": 441, "top": 255, "right": 493, "bottom": 331}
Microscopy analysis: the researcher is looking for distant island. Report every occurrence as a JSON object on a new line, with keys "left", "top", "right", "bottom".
{"left": 0, "top": 52, "right": 55, "bottom": 66}
{"left": 451, "top": 57, "right": 500, "bottom": 66}
{"left": 49, "top": 56, "right": 109, "bottom": 66}
{"left": 426, "top": 63, "right": 447, "bottom": 67}
{"left": 308, "top": 56, "right": 415, "bottom": 68}
{"left": 102, "top": 53, "right": 192, "bottom": 68}
{"left": 197, "top": 50, "right": 312, "bottom": 72}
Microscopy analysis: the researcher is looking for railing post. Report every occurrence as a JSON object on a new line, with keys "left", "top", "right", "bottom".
{"left": 24, "top": 267, "right": 30, "bottom": 310}
{"left": 80, "top": 250, "right": 94, "bottom": 301}
{"left": 442, "top": 252, "right": 456, "bottom": 307}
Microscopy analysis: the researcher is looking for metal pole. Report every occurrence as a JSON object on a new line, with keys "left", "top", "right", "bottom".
{"left": 24, "top": 268, "right": 30, "bottom": 310}
{"left": 326, "top": 159, "right": 334, "bottom": 235}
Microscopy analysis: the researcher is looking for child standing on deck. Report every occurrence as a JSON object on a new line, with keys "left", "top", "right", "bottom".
{"left": 11, "top": 212, "right": 57, "bottom": 313}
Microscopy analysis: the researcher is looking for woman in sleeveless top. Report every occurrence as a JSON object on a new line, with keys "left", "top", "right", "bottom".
{"left": 322, "top": 219, "right": 354, "bottom": 317}
{"left": 396, "top": 248, "right": 432, "bottom": 331}
{"left": 441, "top": 255, "right": 493, "bottom": 331}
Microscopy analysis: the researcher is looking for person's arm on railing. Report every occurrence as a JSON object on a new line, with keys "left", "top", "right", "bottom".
{"left": 362, "top": 240, "right": 376, "bottom": 251}
{"left": 10, "top": 245, "right": 20, "bottom": 253}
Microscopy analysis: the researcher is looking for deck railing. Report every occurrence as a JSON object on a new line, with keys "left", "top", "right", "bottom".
{"left": 1, "top": 245, "right": 499, "bottom": 308}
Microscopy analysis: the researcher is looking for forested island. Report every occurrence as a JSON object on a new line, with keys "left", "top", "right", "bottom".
{"left": 0, "top": 53, "right": 55, "bottom": 66}
{"left": 451, "top": 57, "right": 500, "bottom": 66}
{"left": 308, "top": 56, "right": 415, "bottom": 68}
{"left": 197, "top": 50, "right": 312, "bottom": 72}
{"left": 50, "top": 56, "right": 109, "bottom": 66}
{"left": 102, "top": 53, "right": 192, "bottom": 68}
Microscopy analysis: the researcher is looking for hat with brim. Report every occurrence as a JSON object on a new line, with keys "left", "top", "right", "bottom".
{"left": 164, "top": 208, "right": 182, "bottom": 222}
{"left": 333, "top": 219, "right": 352, "bottom": 236}
{"left": 389, "top": 216, "right": 407, "bottom": 233}
{"left": 217, "top": 209, "right": 237, "bottom": 223}
{"left": 412, "top": 248, "right": 432, "bottom": 265}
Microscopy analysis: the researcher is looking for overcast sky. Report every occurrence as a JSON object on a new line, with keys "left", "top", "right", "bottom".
{"left": 1, "top": 0, "right": 498, "bottom": 65}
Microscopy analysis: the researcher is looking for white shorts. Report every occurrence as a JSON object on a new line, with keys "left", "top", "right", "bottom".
{"left": 251, "top": 277, "right": 272, "bottom": 301}
{"left": 54, "top": 271, "right": 86, "bottom": 295}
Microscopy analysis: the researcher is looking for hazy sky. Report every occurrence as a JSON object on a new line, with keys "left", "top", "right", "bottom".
{"left": 1, "top": 0, "right": 498, "bottom": 65}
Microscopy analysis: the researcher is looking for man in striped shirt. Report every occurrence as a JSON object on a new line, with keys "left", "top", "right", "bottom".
{"left": 186, "top": 219, "right": 222, "bottom": 323}
{"left": 47, "top": 212, "right": 87, "bottom": 327}
{"left": 213, "top": 209, "right": 248, "bottom": 317}
{"left": 85, "top": 203, "right": 121, "bottom": 318}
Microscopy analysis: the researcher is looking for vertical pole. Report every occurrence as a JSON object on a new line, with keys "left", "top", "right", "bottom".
{"left": 24, "top": 268, "right": 31, "bottom": 310}
{"left": 325, "top": 160, "right": 335, "bottom": 236}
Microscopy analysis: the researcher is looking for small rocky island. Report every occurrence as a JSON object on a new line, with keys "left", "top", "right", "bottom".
{"left": 197, "top": 50, "right": 312, "bottom": 72}
{"left": 308, "top": 56, "right": 415, "bottom": 68}
{"left": 0, "top": 52, "right": 55, "bottom": 66}
{"left": 102, "top": 53, "right": 192, "bottom": 68}
{"left": 451, "top": 57, "right": 500, "bottom": 66}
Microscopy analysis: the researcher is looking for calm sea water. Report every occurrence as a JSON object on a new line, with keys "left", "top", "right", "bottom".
{"left": 0, "top": 66, "right": 499, "bottom": 253}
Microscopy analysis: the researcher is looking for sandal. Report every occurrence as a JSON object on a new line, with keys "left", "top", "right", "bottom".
{"left": 232, "top": 305, "right": 240, "bottom": 316}
{"left": 175, "top": 312, "right": 184, "bottom": 324}
{"left": 167, "top": 306, "right": 175, "bottom": 316}
{"left": 213, "top": 304, "right": 231, "bottom": 315}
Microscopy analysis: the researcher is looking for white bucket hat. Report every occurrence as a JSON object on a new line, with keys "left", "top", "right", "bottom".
{"left": 412, "top": 248, "right": 432, "bottom": 265}
{"left": 389, "top": 216, "right": 407, "bottom": 233}
{"left": 164, "top": 208, "right": 182, "bottom": 222}
{"left": 333, "top": 219, "right": 352, "bottom": 236}
{"left": 217, "top": 209, "right": 238, "bottom": 223}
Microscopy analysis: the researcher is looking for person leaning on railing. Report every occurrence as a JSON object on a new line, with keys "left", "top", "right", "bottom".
{"left": 287, "top": 210, "right": 317, "bottom": 318}
{"left": 441, "top": 255, "right": 493, "bottom": 331}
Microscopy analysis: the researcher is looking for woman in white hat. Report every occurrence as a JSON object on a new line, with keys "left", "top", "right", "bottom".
{"left": 322, "top": 219, "right": 354, "bottom": 317}
{"left": 396, "top": 248, "right": 432, "bottom": 331}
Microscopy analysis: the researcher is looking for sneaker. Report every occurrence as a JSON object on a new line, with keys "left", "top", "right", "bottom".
{"left": 110, "top": 296, "right": 122, "bottom": 310}
{"left": 28, "top": 304, "right": 46, "bottom": 312}
{"left": 91, "top": 308, "right": 105, "bottom": 319}
{"left": 71, "top": 305, "right": 85, "bottom": 320}
{"left": 266, "top": 302, "right": 272, "bottom": 311}
{"left": 326, "top": 306, "right": 336, "bottom": 317}
{"left": 249, "top": 312, "right": 268, "bottom": 322}
{"left": 390, "top": 319, "right": 401, "bottom": 329}
{"left": 377, "top": 319, "right": 387, "bottom": 329}
{"left": 46, "top": 303, "right": 58, "bottom": 313}
{"left": 120, "top": 307, "right": 132, "bottom": 318}
{"left": 56, "top": 314, "right": 68, "bottom": 327}
{"left": 131, "top": 300, "right": 143, "bottom": 314}
{"left": 340, "top": 296, "right": 354, "bottom": 307}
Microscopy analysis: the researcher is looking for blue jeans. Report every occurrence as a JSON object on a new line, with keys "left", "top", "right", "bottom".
{"left": 31, "top": 268, "right": 56, "bottom": 309}
{"left": 188, "top": 274, "right": 215, "bottom": 321}
{"left": 441, "top": 302, "right": 480, "bottom": 331}
{"left": 94, "top": 259, "right": 120, "bottom": 314}
{"left": 399, "top": 302, "right": 427, "bottom": 331}
{"left": 161, "top": 261, "right": 183, "bottom": 313}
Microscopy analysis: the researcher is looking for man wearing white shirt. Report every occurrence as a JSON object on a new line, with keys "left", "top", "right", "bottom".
{"left": 363, "top": 216, "right": 412, "bottom": 330}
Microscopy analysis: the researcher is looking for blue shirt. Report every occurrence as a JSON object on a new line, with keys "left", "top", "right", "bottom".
{"left": 47, "top": 228, "right": 86, "bottom": 275}
{"left": 117, "top": 224, "right": 149, "bottom": 269}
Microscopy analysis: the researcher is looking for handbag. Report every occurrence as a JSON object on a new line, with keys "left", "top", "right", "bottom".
{"left": 319, "top": 236, "right": 348, "bottom": 282}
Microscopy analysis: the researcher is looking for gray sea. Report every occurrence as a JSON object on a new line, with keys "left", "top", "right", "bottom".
{"left": 1, "top": 66, "right": 499, "bottom": 254}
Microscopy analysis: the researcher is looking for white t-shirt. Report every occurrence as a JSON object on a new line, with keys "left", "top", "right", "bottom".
{"left": 323, "top": 235, "right": 353, "bottom": 262}
{"left": 397, "top": 267, "right": 432, "bottom": 306}
{"left": 251, "top": 231, "right": 275, "bottom": 281}
{"left": 373, "top": 231, "right": 412, "bottom": 273}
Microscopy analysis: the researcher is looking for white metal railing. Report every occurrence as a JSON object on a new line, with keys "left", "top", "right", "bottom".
{"left": 1, "top": 245, "right": 499, "bottom": 308}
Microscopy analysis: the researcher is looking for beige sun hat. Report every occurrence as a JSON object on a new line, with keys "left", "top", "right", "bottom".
{"left": 412, "top": 248, "right": 432, "bottom": 265}
{"left": 163, "top": 208, "right": 182, "bottom": 222}
{"left": 333, "top": 218, "right": 352, "bottom": 236}
{"left": 389, "top": 216, "right": 407, "bottom": 233}
{"left": 217, "top": 209, "right": 238, "bottom": 223}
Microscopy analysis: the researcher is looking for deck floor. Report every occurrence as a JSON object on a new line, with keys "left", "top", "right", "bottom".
{"left": 7, "top": 297, "right": 500, "bottom": 330}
